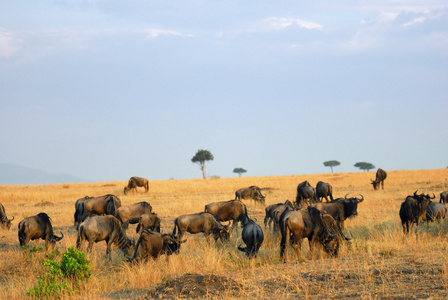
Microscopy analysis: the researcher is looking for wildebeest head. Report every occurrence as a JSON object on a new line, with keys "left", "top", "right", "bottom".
{"left": 342, "top": 194, "right": 364, "bottom": 219}
{"left": 0, "top": 203, "right": 14, "bottom": 230}
{"left": 164, "top": 234, "right": 187, "bottom": 255}
{"left": 212, "top": 223, "right": 230, "bottom": 241}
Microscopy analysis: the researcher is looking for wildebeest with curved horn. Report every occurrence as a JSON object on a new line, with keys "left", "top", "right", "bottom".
{"left": 124, "top": 176, "right": 149, "bottom": 195}
{"left": 116, "top": 201, "right": 152, "bottom": 229}
{"left": 238, "top": 218, "right": 264, "bottom": 259}
{"left": 18, "top": 212, "right": 64, "bottom": 252}
{"left": 0, "top": 202, "right": 14, "bottom": 230}
{"left": 76, "top": 215, "right": 134, "bottom": 258}
{"left": 371, "top": 168, "right": 387, "bottom": 190}
{"left": 316, "top": 181, "right": 334, "bottom": 202}
{"left": 128, "top": 230, "right": 185, "bottom": 262}
{"left": 235, "top": 186, "right": 266, "bottom": 204}
{"left": 425, "top": 201, "right": 447, "bottom": 223}
{"left": 135, "top": 213, "right": 161, "bottom": 233}
{"left": 75, "top": 194, "right": 122, "bottom": 226}
{"left": 440, "top": 191, "right": 448, "bottom": 204}
{"left": 172, "top": 212, "right": 230, "bottom": 243}
{"left": 295, "top": 181, "right": 317, "bottom": 208}
{"left": 74, "top": 196, "right": 91, "bottom": 227}
{"left": 264, "top": 200, "right": 294, "bottom": 230}
{"left": 205, "top": 199, "right": 248, "bottom": 230}
{"left": 399, "top": 191, "right": 434, "bottom": 236}
{"left": 270, "top": 200, "right": 295, "bottom": 231}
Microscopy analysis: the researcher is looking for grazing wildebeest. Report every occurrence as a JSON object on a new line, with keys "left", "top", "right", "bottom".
{"left": 238, "top": 218, "right": 264, "bottom": 259}
{"left": 399, "top": 191, "right": 434, "bottom": 236}
{"left": 18, "top": 213, "right": 64, "bottom": 252}
{"left": 279, "top": 206, "right": 342, "bottom": 261}
{"left": 264, "top": 200, "right": 293, "bottom": 229}
{"left": 172, "top": 212, "right": 230, "bottom": 243}
{"left": 124, "top": 176, "right": 149, "bottom": 195}
{"left": 316, "top": 181, "right": 334, "bottom": 202}
{"left": 116, "top": 201, "right": 152, "bottom": 229}
{"left": 0, "top": 202, "right": 14, "bottom": 230}
{"left": 128, "top": 230, "right": 185, "bottom": 262}
{"left": 296, "top": 181, "right": 317, "bottom": 208}
{"left": 425, "top": 201, "right": 447, "bottom": 223}
{"left": 135, "top": 213, "right": 161, "bottom": 233}
{"left": 76, "top": 194, "right": 122, "bottom": 225}
{"left": 371, "top": 168, "right": 387, "bottom": 190}
{"left": 76, "top": 215, "right": 134, "bottom": 257}
{"left": 204, "top": 199, "right": 248, "bottom": 229}
{"left": 74, "top": 196, "right": 91, "bottom": 227}
{"left": 440, "top": 191, "right": 448, "bottom": 204}
{"left": 235, "top": 186, "right": 266, "bottom": 204}
{"left": 271, "top": 200, "right": 295, "bottom": 231}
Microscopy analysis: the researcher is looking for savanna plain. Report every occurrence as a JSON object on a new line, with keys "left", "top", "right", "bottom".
{"left": 1, "top": 169, "right": 448, "bottom": 299}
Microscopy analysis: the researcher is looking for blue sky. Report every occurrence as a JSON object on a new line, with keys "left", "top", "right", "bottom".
{"left": 1, "top": 1, "right": 447, "bottom": 182}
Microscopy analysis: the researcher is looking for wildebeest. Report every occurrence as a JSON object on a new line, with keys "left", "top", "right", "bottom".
{"left": 264, "top": 200, "right": 293, "bottom": 229}
{"left": 75, "top": 194, "right": 122, "bottom": 226}
{"left": 270, "top": 200, "right": 295, "bottom": 231}
{"left": 74, "top": 196, "right": 91, "bottom": 227}
{"left": 279, "top": 206, "right": 342, "bottom": 261}
{"left": 440, "top": 191, "right": 448, "bottom": 204}
{"left": 204, "top": 199, "right": 248, "bottom": 229}
{"left": 18, "top": 213, "right": 64, "bottom": 252}
{"left": 399, "top": 191, "right": 434, "bottom": 236}
{"left": 296, "top": 181, "right": 317, "bottom": 208}
{"left": 316, "top": 181, "right": 334, "bottom": 202}
{"left": 116, "top": 202, "right": 152, "bottom": 229}
{"left": 371, "top": 168, "right": 387, "bottom": 190}
{"left": 172, "top": 212, "right": 230, "bottom": 243}
{"left": 76, "top": 215, "right": 134, "bottom": 257}
{"left": 235, "top": 186, "right": 266, "bottom": 204}
{"left": 135, "top": 213, "right": 161, "bottom": 233}
{"left": 238, "top": 218, "right": 264, "bottom": 259}
{"left": 0, "top": 202, "right": 14, "bottom": 230}
{"left": 128, "top": 230, "right": 185, "bottom": 262}
{"left": 124, "top": 176, "right": 149, "bottom": 195}
{"left": 425, "top": 201, "right": 447, "bottom": 223}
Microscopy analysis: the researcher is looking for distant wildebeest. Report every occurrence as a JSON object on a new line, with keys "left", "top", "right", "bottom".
{"left": 270, "top": 200, "right": 295, "bottom": 231}
{"left": 18, "top": 212, "right": 64, "bottom": 252}
{"left": 76, "top": 215, "right": 134, "bottom": 258}
{"left": 235, "top": 186, "right": 266, "bottom": 204}
{"left": 74, "top": 196, "right": 91, "bottom": 227}
{"left": 204, "top": 199, "right": 248, "bottom": 229}
{"left": 264, "top": 200, "right": 294, "bottom": 229}
{"left": 135, "top": 213, "right": 161, "bottom": 233}
{"left": 124, "top": 176, "right": 149, "bottom": 195}
{"left": 296, "top": 181, "right": 317, "bottom": 208}
{"left": 371, "top": 168, "right": 387, "bottom": 190}
{"left": 0, "top": 202, "right": 14, "bottom": 230}
{"left": 316, "top": 181, "right": 334, "bottom": 202}
{"left": 116, "top": 201, "right": 152, "bottom": 229}
{"left": 399, "top": 191, "right": 434, "bottom": 236}
{"left": 440, "top": 191, "right": 448, "bottom": 204}
{"left": 238, "top": 218, "right": 264, "bottom": 259}
{"left": 172, "top": 212, "right": 230, "bottom": 243}
{"left": 425, "top": 201, "right": 447, "bottom": 223}
{"left": 128, "top": 230, "right": 185, "bottom": 262}
{"left": 75, "top": 194, "right": 122, "bottom": 226}
{"left": 279, "top": 206, "right": 343, "bottom": 261}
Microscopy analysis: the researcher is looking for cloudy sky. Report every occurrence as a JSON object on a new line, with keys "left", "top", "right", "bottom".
{"left": 1, "top": 1, "right": 447, "bottom": 182}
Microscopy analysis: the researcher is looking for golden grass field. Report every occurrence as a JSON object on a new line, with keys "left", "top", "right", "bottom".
{"left": 1, "top": 169, "right": 448, "bottom": 299}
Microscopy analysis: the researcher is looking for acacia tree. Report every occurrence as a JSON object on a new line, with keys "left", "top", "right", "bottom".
{"left": 233, "top": 168, "right": 247, "bottom": 177}
{"left": 354, "top": 162, "right": 375, "bottom": 172}
{"left": 323, "top": 160, "right": 340, "bottom": 173}
{"left": 191, "top": 149, "right": 214, "bottom": 179}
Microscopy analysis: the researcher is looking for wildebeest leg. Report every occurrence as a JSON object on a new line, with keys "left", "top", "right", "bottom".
{"left": 292, "top": 238, "right": 300, "bottom": 261}
{"left": 205, "top": 232, "right": 211, "bottom": 243}
{"left": 308, "top": 238, "right": 314, "bottom": 260}
{"left": 87, "top": 240, "right": 94, "bottom": 253}
{"left": 106, "top": 237, "right": 112, "bottom": 258}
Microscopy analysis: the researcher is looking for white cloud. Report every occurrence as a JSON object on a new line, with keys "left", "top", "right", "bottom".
{"left": 0, "top": 28, "right": 21, "bottom": 57}
{"left": 403, "top": 16, "right": 426, "bottom": 27}
{"left": 261, "top": 17, "right": 323, "bottom": 31}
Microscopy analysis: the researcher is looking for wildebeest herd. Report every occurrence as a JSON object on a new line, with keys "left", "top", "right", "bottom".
{"left": 2, "top": 170, "right": 448, "bottom": 263}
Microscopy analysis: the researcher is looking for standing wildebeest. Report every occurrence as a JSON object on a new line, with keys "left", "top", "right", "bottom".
{"left": 235, "top": 186, "right": 266, "bottom": 204}
{"left": 204, "top": 199, "right": 248, "bottom": 229}
{"left": 279, "top": 206, "right": 342, "bottom": 261}
{"left": 296, "top": 181, "right": 317, "bottom": 208}
{"left": 74, "top": 196, "right": 91, "bottom": 227}
{"left": 128, "top": 230, "right": 185, "bottom": 262}
{"left": 399, "top": 191, "right": 434, "bottom": 236}
{"left": 440, "top": 191, "right": 448, "bottom": 204}
{"left": 76, "top": 194, "right": 122, "bottom": 226}
{"left": 238, "top": 218, "right": 264, "bottom": 259}
{"left": 76, "top": 215, "right": 134, "bottom": 257}
{"left": 116, "top": 201, "right": 152, "bottom": 229}
{"left": 270, "top": 200, "right": 295, "bottom": 231}
{"left": 135, "top": 213, "right": 161, "bottom": 233}
{"left": 0, "top": 202, "right": 14, "bottom": 230}
{"left": 18, "top": 213, "right": 64, "bottom": 252}
{"left": 371, "top": 168, "right": 387, "bottom": 190}
{"left": 124, "top": 176, "right": 149, "bottom": 195}
{"left": 316, "top": 181, "right": 334, "bottom": 202}
{"left": 425, "top": 201, "right": 447, "bottom": 223}
{"left": 172, "top": 212, "right": 230, "bottom": 243}
{"left": 264, "top": 200, "right": 294, "bottom": 229}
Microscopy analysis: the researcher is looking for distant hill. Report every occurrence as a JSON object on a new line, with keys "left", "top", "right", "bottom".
{"left": 0, "top": 163, "right": 89, "bottom": 185}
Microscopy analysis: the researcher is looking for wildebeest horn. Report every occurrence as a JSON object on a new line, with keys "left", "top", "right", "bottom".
{"left": 414, "top": 190, "right": 418, "bottom": 196}
{"left": 10, "top": 216, "right": 14, "bottom": 221}
{"left": 54, "top": 232, "right": 64, "bottom": 241}
{"left": 344, "top": 194, "right": 349, "bottom": 199}
{"left": 358, "top": 194, "right": 364, "bottom": 202}
{"left": 430, "top": 193, "right": 436, "bottom": 199}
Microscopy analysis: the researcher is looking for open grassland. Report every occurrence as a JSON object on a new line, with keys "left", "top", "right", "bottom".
{"left": 1, "top": 169, "right": 448, "bottom": 299}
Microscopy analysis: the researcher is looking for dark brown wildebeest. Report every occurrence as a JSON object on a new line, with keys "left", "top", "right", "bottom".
{"left": 425, "top": 201, "right": 447, "bottom": 223}
{"left": 264, "top": 200, "right": 293, "bottom": 229}
{"left": 440, "top": 191, "right": 448, "bottom": 204}
{"left": 295, "top": 181, "right": 317, "bottom": 208}
{"left": 279, "top": 206, "right": 343, "bottom": 261}
{"left": 235, "top": 186, "right": 266, "bottom": 204}
{"left": 371, "top": 168, "right": 387, "bottom": 190}
{"left": 124, "top": 176, "right": 149, "bottom": 195}
{"left": 18, "top": 212, "right": 64, "bottom": 252}
{"left": 238, "top": 218, "right": 264, "bottom": 259}
{"left": 400, "top": 191, "right": 434, "bottom": 236}
{"left": 116, "top": 202, "right": 152, "bottom": 229}
{"left": 0, "top": 202, "right": 14, "bottom": 230}
{"left": 76, "top": 194, "right": 122, "bottom": 226}
{"left": 270, "top": 200, "right": 295, "bottom": 231}
{"left": 135, "top": 213, "right": 161, "bottom": 233}
{"left": 204, "top": 199, "right": 248, "bottom": 229}
{"left": 74, "top": 196, "right": 91, "bottom": 227}
{"left": 172, "top": 212, "right": 230, "bottom": 243}
{"left": 316, "top": 181, "right": 334, "bottom": 202}
{"left": 76, "top": 215, "right": 134, "bottom": 258}
{"left": 128, "top": 230, "right": 185, "bottom": 262}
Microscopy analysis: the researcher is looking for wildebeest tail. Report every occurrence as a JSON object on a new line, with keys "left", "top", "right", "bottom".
{"left": 76, "top": 223, "right": 85, "bottom": 249}
{"left": 18, "top": 221, "right": 26, "bottom": 246}
{"left": 172, "top": 219, "right": 179, "bottom": 237}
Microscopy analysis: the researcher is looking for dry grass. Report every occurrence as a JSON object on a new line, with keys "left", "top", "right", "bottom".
{"left": 1, "top": 169, "right": 448, "bottom": 299}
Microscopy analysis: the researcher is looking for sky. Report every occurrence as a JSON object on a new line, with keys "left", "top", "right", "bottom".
{"left": 1, "top": 0, "right": 447, "bottom": 182}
